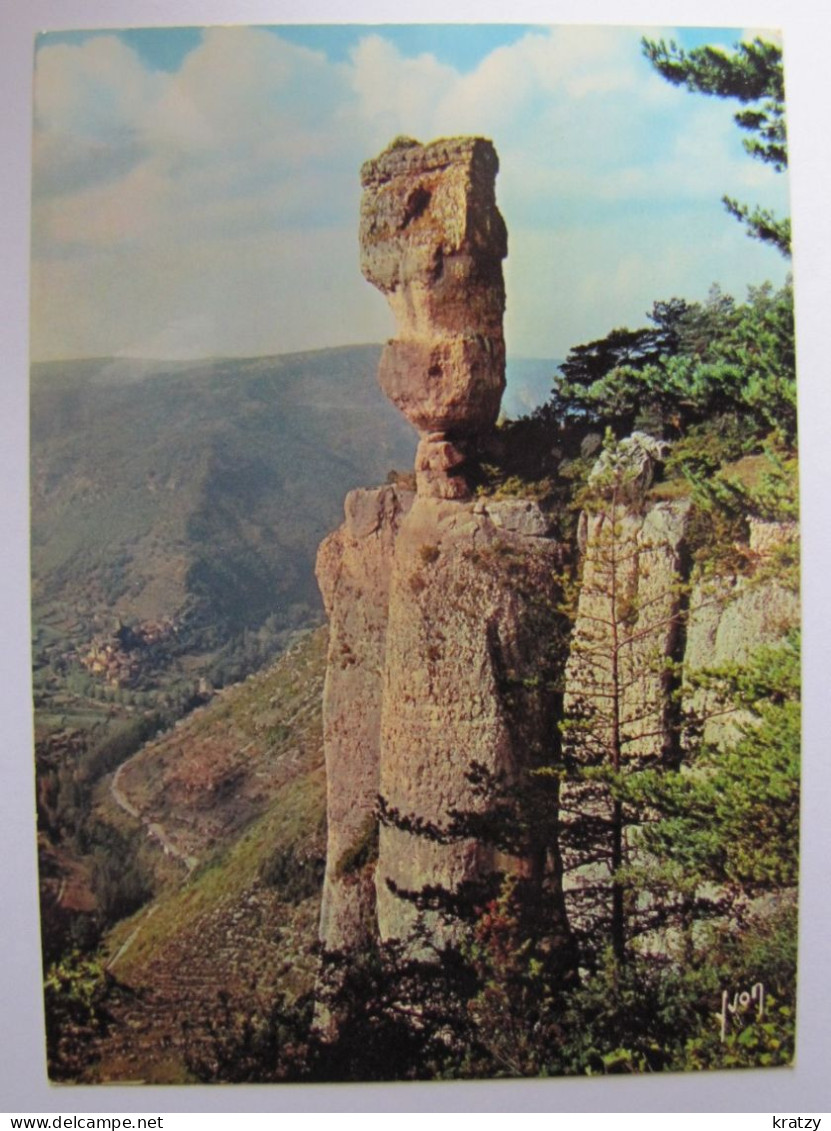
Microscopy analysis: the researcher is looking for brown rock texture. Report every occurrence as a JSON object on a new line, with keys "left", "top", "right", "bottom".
{"left": 316, "top": 488, "right": 564, "bottom": 951}
{"left": 315, "top": 485, "right": 414, "bottom": 951}
{"left": 684, "top": 519, "right": 800, "bottom": 747}
{"left": 316, "top": 135, "right": 541, "bottom": 955}
{"left": 375, "top": 497, "right": 564, "bottom": 943}
{"left": 360, "top": 136, "right": 508, "bottom": 499}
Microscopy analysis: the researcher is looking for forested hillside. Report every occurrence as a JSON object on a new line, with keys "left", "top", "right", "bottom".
{"left": 31, "top": 346, "right": 416, "bottom": 703}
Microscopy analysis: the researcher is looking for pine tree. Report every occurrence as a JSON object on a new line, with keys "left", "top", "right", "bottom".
{"left": 642, "top": 36, "right": 790, "bottom": 256}
{"left": 554, "top": 434, "right": 689, "bottom": 968}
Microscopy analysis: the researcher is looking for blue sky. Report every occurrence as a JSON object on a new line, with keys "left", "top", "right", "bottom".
{"left": 31, "top": 23, "right": 790, "bottom": 381}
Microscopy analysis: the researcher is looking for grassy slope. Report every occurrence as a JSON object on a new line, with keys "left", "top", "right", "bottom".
{"left": 86, "top": 627, "right": 328, "bottom": 1083}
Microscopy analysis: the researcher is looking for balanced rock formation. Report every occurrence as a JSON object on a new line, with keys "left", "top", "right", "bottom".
{"left": 360, "top": 136, "right": 508, "bottom": 499}
{"left": 316, "top": 136, "right": 800, "bottom": 965}
{"left": 316, "top": 137, "right": 566, "bottom": 952}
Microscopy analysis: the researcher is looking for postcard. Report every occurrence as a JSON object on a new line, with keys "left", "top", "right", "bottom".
{"left": 25, "top": 17, "right": 807, "bottom": 1097}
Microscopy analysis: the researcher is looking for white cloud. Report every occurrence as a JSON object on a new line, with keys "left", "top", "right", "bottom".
{"left": 30, "top": 24, "right": 791, "bottom": 363}
{"left": 34, "top": 35, "right": 162, "bottom": 137}
{"left": 346, "top": 33, "right": 470, "bottom": 154}
{"left": 33, "top": 36, "right": 161, "bottom": 199}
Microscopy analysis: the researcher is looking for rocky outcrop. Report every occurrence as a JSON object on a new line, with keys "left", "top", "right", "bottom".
{"left": 360, "top": 136, "right": 507, "bottom": 499}
{"left": 566, "top": 433, "right": 689, "bottom": 764}
{"left": 565, "top": 499, "right": 689, "bottom": 764}
{"left": 684, "top": 518, "right": 799, "bottom": 746}
{"left": 316, "top": 136, "right": 568, "bottom": 952}
{"left": 586, "top": 431, "right": 670, "bottom": 502}
{"left": 316, "top": 485, "right": 413, "bottom": 951}
{"left": 559, "top": 446, "right": 799, "bottom": 950}
{"left": 559, "top": 437, "right": 689, "bottom": 944}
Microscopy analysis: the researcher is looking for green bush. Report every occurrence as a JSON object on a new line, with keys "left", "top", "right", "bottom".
{"left": 333, "top": 816, "right": 379, "bottom": 880}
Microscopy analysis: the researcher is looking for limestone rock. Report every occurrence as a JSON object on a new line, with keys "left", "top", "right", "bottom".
{"left": 375, "top": 496, "right": 565, "bottom": 943}
{"left": 565, "top": 498, "right": 690, "bottom": 764}
{"left": 481, "top": 498, "right": 552, "bottom": 538}
{"left": 748, "top": 517, "right": 798, "bottom": 556}
{"left": 360, "top": 136, "right": 508, "bottom": 499}
{"left": 560, "top": 496, "right": 689, "bottom": 945}
{"left": 685, "top": 520, "right": 799, "bottom": 746}
{"left": 316, "top": 485, "right": 413, "bottom": 951}
{"left": 588, "top": 431, "right": 671, "bottom": 502}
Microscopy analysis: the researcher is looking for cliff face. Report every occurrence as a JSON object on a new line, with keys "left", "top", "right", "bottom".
{"left": 559, "top": 469, "right": 690, "bottom": 940}
{"left": 565, "top": 497, "right": 690, "bottom": 763}
{"left": 316, "top": 137, "right": 799, "bottom": 958}
{"left": 684, "top": 518, "right": 799, "bottom": 746}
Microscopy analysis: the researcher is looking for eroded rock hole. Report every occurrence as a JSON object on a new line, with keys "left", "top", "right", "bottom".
{"left": 402, "top": 184, "right": 431, "bottom": 227}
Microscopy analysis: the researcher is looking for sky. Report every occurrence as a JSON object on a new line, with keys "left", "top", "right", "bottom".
{"left": 31, "top": 23, "right": 791, "bottom": 375}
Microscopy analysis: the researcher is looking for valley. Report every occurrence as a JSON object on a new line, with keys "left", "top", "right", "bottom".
{"left": 47, "top": 628, "right": 328, "bottom": 1083}
{"left": 31, "top": 345, "right": 417, "bottom": 971}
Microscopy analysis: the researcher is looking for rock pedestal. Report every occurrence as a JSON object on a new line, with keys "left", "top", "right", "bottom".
{"left": 316, "top": 490, "right": 564, "bottom": 950}
{"left": 375, "top": 496, "right": 563, "bottom": 941}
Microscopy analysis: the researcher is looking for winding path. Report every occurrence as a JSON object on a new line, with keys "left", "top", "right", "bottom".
{"left": 110, "top": 755, "right": 198, "bottom": 872}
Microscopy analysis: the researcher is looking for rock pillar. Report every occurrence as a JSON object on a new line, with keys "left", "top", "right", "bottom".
{"left": 375, "top": 495, "right": 563, "bottom": 942}
{"left": 316, "top": 137, "right": 566, "bottom": 953}
{"left": 558, "top": 437, "right": 690, "bottom": 950}
{"left": 316, "top": 485, "right": 413, "bottom": 951}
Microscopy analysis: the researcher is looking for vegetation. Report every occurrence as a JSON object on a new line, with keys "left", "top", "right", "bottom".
{"left": 545, "top": 281, "right": 796, "bottom": 446}
{"left": 36, "top": 34, "right": 798, "bottom": 1087}
{"left": 642, "top": 36, "right": 789, "bottom": 255}
{"left": 31, "top": 346, "right": 416, "bottom": 723}
{"left": 44, "top": 951, "right": 120, "bottom": 1081}
{"left": 32, "top": 347, "right": 414, "bottom": 969}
